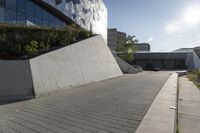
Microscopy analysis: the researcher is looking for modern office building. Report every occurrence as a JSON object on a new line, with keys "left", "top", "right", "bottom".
{"left": 135, "top": 43, "right": 151, "bottom": 52}
{"left": 0, "top": 0, "right": 107, "bottom": 41}
{"left": 107, "top": 28, "right": 126, "bottom": 50}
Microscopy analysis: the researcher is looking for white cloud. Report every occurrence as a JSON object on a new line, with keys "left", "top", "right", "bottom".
{"left": 182, "top": 5, "right": 200, "bottom": 27}
{"left": 165, "top": 21, "right": 182, "bottom": 34}
{"left": 164, "top": 3, "right": 200, "bottom": 34}
{"left": 147, "top": 36, "right": 154, "bottom": 42}
{"left": 195, "top": 34, "right": 200, "bottom": 43}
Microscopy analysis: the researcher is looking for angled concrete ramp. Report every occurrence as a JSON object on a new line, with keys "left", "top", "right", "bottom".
{"left": 186, "top": 51, "right": 200, "bottom": 69}
{"left": 0, "top": 35, "right": 122, "bottom": 101}
{"left": 30, "top": 35, "right": 122, "bottom": 96}
{"left": 114, "top": 55, "right": 142, "bottom": 74}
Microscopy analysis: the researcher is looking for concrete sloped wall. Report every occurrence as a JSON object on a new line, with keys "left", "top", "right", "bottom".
{"left": 30, "top": 35, "right": 122, "bottom": 96}
{"left": 0, "top": 60, "right": 34, "bottom": 103}
{"left": 114, "top": 55, "right": 142, "bottom": 74}
{"left": 186, "top": 52, "right": 200, "bottom": 69}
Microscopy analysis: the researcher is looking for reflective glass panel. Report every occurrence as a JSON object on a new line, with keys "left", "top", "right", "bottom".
{"left": 0, "top": 0, "right": 5, "bottom": 22}
{"left": 6, "top": 9, "right": 16, "bottom": 24}
{"left": 6, "top": 0, "right": 16, "bottom": 9}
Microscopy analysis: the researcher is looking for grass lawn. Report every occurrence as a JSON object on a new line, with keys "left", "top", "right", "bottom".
{"left": 187, "top": 69, "right": 200, "bottom": 89}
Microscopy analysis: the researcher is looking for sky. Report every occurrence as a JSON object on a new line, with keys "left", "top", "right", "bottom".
{"left": 104, "top": 0, "right": 200, "bottom": 52}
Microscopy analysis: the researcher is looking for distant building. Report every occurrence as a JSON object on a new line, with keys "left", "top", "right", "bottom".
{"left": 107, "top": 28, "right": 126, "bottom": 51}
{"left": 175, "top": 46, "right": 200, "bottom": 59}
{"left": 135, "top": 43, "right": 150, "bottom": 52}
{"left": 133, "top": 51, "right": 200, "bottom": 70}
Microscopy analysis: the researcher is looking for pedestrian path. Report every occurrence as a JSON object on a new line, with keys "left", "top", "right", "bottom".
{"left": 0, "top": 72, "right": 170, "bottom": 133}
{"left": 178, "top": 76, "right": 200, "bottom": 133}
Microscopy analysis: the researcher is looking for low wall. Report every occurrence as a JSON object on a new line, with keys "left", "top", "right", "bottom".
{"left": 135, "top": 73, "right": 178, "bottom": 133}
{"left": 186, "top": 52, "right": 200, "bottom": 69}
{"left": 0, "top": 35, "right": 122, "bottom": 101}
{"left": 30, "top": 35, "right": 122, "bottom": 97}
{"left": 0, "top": 60, "right": 34, "bottom": 103}
{"left": 114, "top": 55, "right": 142, "bottom": 74}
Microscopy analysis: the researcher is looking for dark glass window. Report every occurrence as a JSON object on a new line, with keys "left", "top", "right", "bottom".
{"left": 6, "top": 0, "right": 16, "bottom": 9}
{"left": 55, "top": 0, "right": 62, "bottom": 5}
{"left": 2, "top": 0, "right": 65, "bottom": 27}
{"left": 35, "top": 17, "right": 43, "bottom": 25}
{"left": 49, "top": 14, "right": 55, "bottom": 26}
{"left": 0, "top": 0, "right": 5, "bottom": 22}
{"left": 26, "top": 0, "right": 35, "bottom": 16}
{"left": 16, "top": 0, "right": 25, "bottom": 12}
{"left": 66, "top": 0, "right": 80, "bottom": 4}
{"left": 17, "top": 11, "right": 26, "bottom": 24}
{"left": 35, "top": 5, "right": 43, "bottom": 19}
{"left": 43, "top": 20, "right": 49, "bottom": 27}
{"left": 6, "top": 9, "right": 16, "bottom": 24}
{"left": 43, "top": 10, "right": 49, "bottom": 21}
{"left": 0, "top": 0, "right": 5, "bottom": 6}
{"left": 26, "top": 15, "right": 34, "bottom": 24}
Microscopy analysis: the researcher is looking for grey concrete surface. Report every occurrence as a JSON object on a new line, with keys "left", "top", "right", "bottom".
{"left": 135, "top": 73, "right": 178, "bottom": 133}
{"left": 114, "top": 55, "right": 142, "bottom": 74}
{"left": 0, "top": 72, "right": 170, "bottom": 133}
{"left": 0, "top": 60, "right": 34, "bottom": 103}
{"left": 133, "top": 51, "right": 200, "bottom": 70}
{"left": 178, "top": 76, "right": 200, "bottom": 133}
{"left": 30, "top": 35, "right": 122, "bottom": 97}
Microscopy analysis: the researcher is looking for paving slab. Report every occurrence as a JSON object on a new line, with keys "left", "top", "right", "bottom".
{"left": 0, "top": 72, "right": 170, "bottom": 133}
{"left": 179, "top": 76, "right": 200, "bottom": 133}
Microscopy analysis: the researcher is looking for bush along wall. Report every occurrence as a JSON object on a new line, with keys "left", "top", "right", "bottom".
{"left": 0, "top": 23, "right": 93, "bottom": 59}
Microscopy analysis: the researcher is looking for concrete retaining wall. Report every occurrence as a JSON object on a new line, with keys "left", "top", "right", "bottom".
{"left": 186, "top": 52, "right": 200, "bottom": 69}
{"left": 0, "top": 60, "right": 34, "bottom": 103}
{"left": 30, "top": 35, "right": 122, "bottom": 96}
{"left": 114, "top": 55, "right": 142, "bottom": 74}
{"left": 0, "top": 35, "right": 122, "bottom": 101}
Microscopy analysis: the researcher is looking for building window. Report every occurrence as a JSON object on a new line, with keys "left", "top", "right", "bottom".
{"left": 6, "top": 9, "right": 16, "bottom": 24}
{"left": 55, "top": 0, "right": 62, "bottom": 5}
{"left": 0, "top": 0, "right": 65, "bottom": 28}
{"left": 0, "top": 0, "right": 5, "bottom": 22}
{"left": 17, "top": 11, "right": 26, "bottom": 24}
{"left": 6, "top": 0, "right": 16, "bottom": 9}
{"left": 26, "top": 15, "right": 34, "bottom": 24}
{"left": 26, "top": 0, "right": 35, "bottom": 16}
{"left": 17, "top": 0, "right": 25, "bottom": 12}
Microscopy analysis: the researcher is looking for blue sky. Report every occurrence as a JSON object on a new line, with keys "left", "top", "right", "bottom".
{"left": 104, "top": 0, "right": 200, "bottom": 52}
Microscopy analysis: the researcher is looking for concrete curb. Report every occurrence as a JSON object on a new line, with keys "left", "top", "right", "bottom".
{"left": 177, "top": 70, "right": 187, "bottom": 76}
{"left": 135, "top": 73, "right": 178, "bottom": 133}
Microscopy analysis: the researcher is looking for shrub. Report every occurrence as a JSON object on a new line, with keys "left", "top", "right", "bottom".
{"left": 24, "top": 40, "right": 39, "bottom": 56}
{"left": 0, "top": 23, "right": 93, "bottom": 59}
{"left": 187, "top": 69, "right": 200, "bottom": 88}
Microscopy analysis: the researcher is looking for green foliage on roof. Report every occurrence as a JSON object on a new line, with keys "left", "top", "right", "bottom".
{"left": 0, "top": 23, "right": 93, "bottom": 59}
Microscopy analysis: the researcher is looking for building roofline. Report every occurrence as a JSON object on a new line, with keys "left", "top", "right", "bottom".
{"left": 134, "top": 51, "right": 195, "bottom": 54}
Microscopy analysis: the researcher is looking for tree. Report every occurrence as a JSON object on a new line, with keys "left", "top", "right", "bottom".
{"left": 116, "top": 35, "right": 138, "bottom": 63}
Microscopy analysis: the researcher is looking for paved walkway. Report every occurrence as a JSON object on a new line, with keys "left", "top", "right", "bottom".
{"left": 136, "top": 73, "right": 177, "bottom": 133}
{"left": 0, "top": 72, "right": 170, "bottom": 133}
{"left": 179, "top": 76, "right": 200, "bottom": 133}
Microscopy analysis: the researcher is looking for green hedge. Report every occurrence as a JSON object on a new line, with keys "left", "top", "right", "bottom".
{"left": 0, "top": 23, "right": 93, "bottom": 59}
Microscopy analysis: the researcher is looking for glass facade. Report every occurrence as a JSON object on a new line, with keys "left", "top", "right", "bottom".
{"left": 42, "top": 0, "right": 107, "bottom": 42}
{"left": 0, "top": 0, "right": 65, "bottom": 28}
